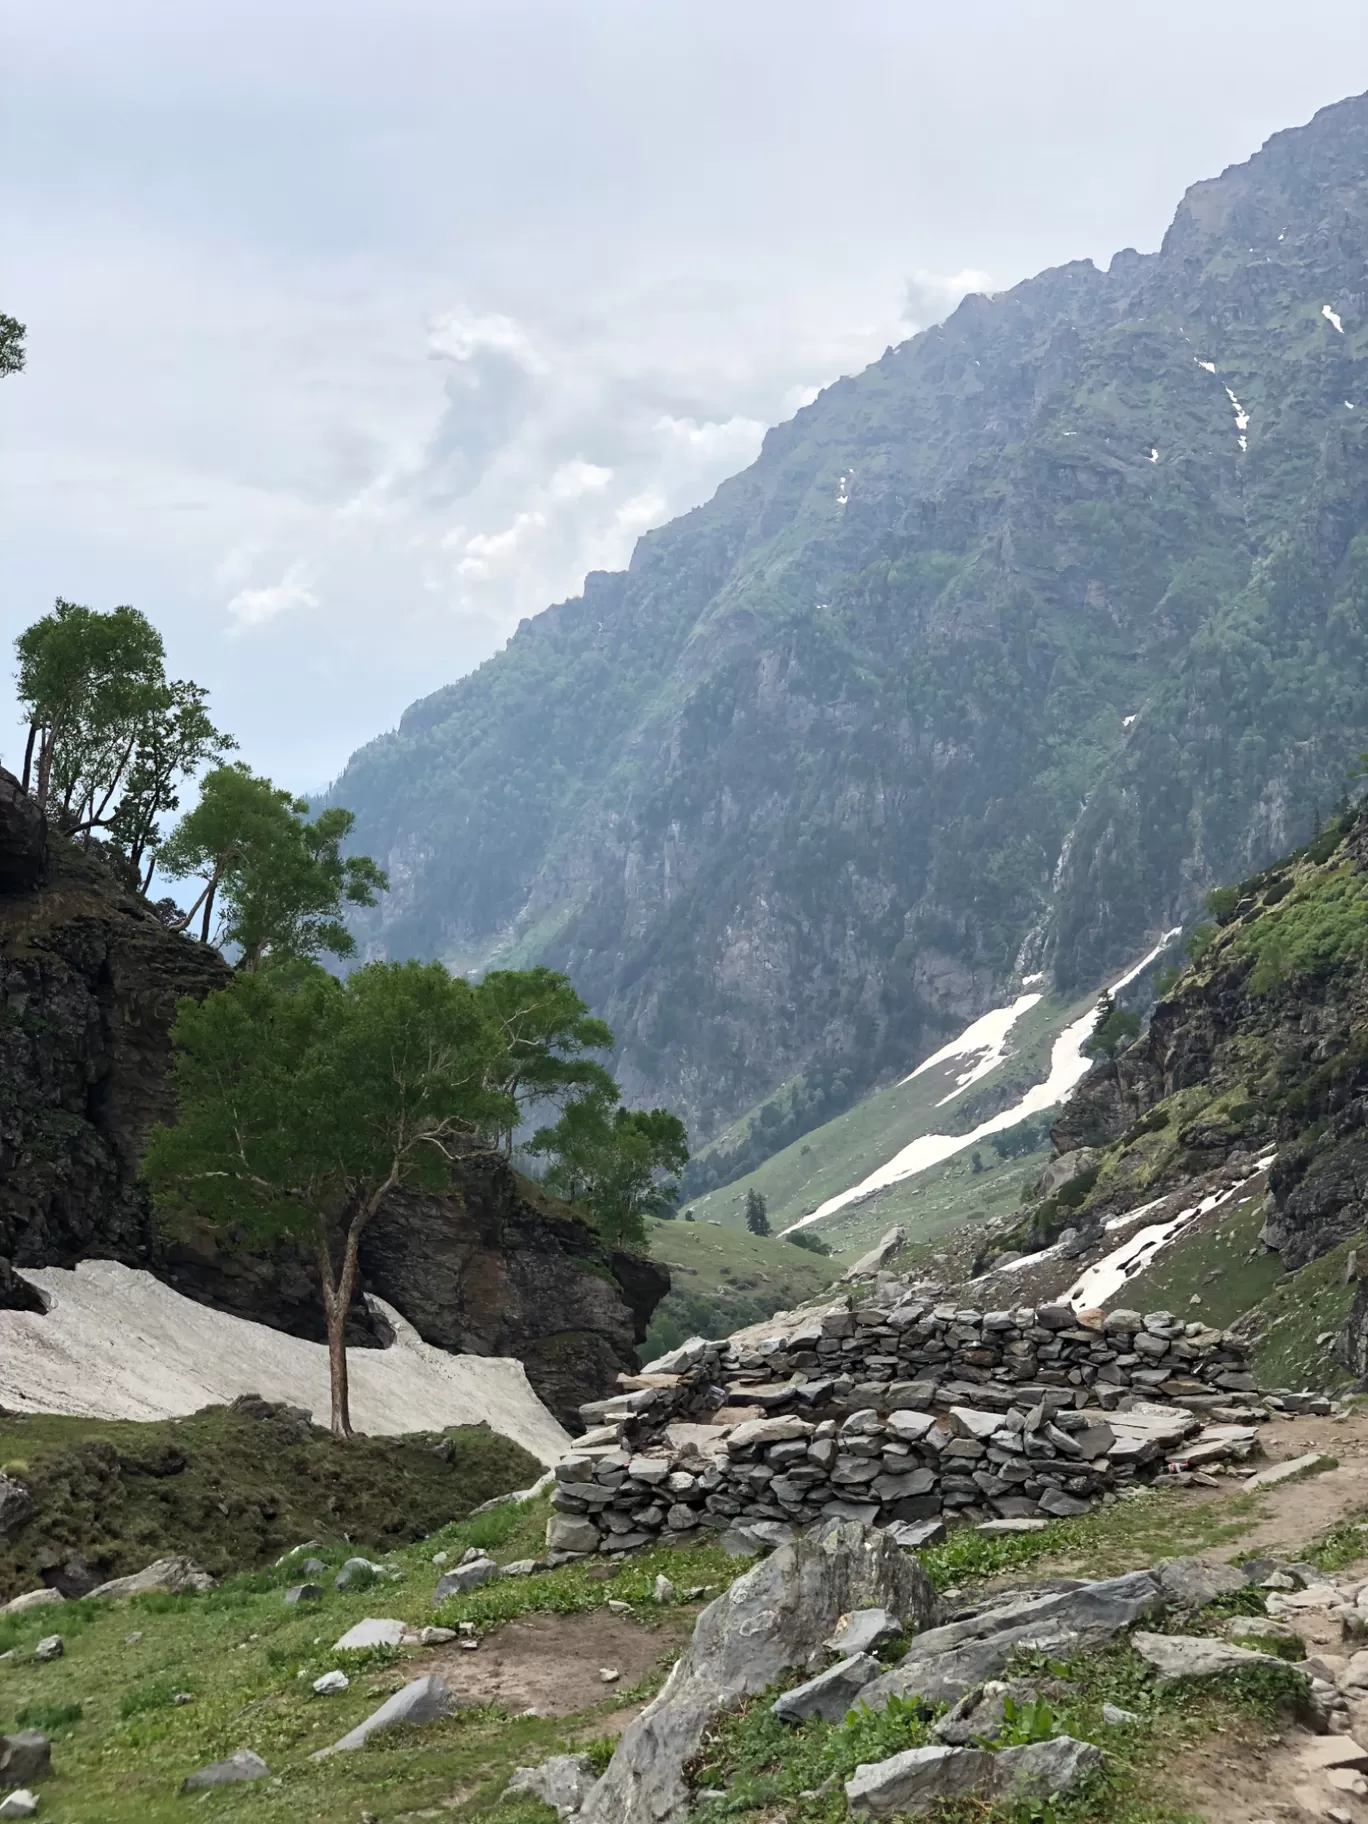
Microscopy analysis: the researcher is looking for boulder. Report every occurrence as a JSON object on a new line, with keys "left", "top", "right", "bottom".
{"left": 506, "top": 1753, "right": 598, "bottom": 1818}
{"left": 862, "top": 1572, "right": 1162, "bottom": 1708}
{"left": 824, "top": 1608, "right": 902, "bottom": 1656}
{"left": 283, "top": 1584, "right": 321, "bottom": 1606}
{"left": 182, "top": 1749, "right": 270, "bottom": 1790}
{"left": 0, "top": 1734, "right": 50, "bottom": 1786}
{"left": 313, "top": 1673, "right": 455, "bottom": 1757}
{"left": 772, "top": 1654, "right": 882, "bottom": 1724}
{"left": 0, "top": 1479, "right": 32, "bottom": 1539}
{"left": 888, "top": 1519, "right": 945, "bottom": 1551}
{"left": 995, "top": 1736, "right": 1102, "bottom": 1797}
{"left": 333, "top": 1617, "right": 408, "bottom": 1651}
{"left": 0, "top": 1793, "right": 37, "bottom": 1819}
{"left": 843, "top": 1228, "right": 906, "bottom": 1281}
{"left": 0, "top": 1592, "right": 60, "bottom": 1617}
{"left": 435, "top": 1557, "right": 497, "bottom": 1601}
{"left": 1153, "top": 1558, "right": 1248, "bottom": 1610}
{"left": 846, "top": 1744, "right": 998, "bottom": 1815}
{"left": 1132, "top": 1632, "right": 1290, "bottom": 1683}
{"left": 547, "top": 1515, "right": 601, "bottom": 1556}
{"left": 88, "top": 1556, "right": 215, "bottom": 1599}
{"left": 579, "top": 1521, "right": 938, "bottom": 1824}
{"left": 31, "top": 1639, "right": 61, "bottom": 1664}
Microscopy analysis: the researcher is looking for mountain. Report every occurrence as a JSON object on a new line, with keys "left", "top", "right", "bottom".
{"left": 334, "top": 91, "right": 1368, "bottom": 1148}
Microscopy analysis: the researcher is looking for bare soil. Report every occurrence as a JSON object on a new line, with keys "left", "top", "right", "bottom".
{"left": 414, "top": 1609, "right": 693, "bottom": 1718}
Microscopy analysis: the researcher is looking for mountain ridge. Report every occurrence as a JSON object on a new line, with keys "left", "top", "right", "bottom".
{"left": 334, "top": 89, "right": 1368, "bottom": 1147}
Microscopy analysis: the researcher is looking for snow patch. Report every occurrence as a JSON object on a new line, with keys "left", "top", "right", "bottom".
{"left": 1064, "top": 1154, "right": 1275, "bottom": 1308}
{"left": 784, "top": 930, "right": 1182, "bottom": 1235}
{"left": 1022, "top": 972, "right": 1047, "bottom": 988}
{"left": 0, "top": 1261, "right": 571, "bottom": 1466}
{"left": 1122, "top": 714, "right": 1137, "bottom": 729}
{"left": 1195, "top": 360, "right": 1217, "bottom": 374}
{"left": 902, "top": 992, "right": 1043, "bottom": 1104}
{"left": 1148, "top": 448, "right": 1159, "bottom": 463}
{"left": 1324, "top": 304, "right": 1345, "bottom": 333}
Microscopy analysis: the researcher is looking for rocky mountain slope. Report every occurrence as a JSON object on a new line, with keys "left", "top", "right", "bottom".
{"left": 335, "top": 90, "right": 1368, "bottom": 1147}
{"left": 0, "top": 772, "right": 666, "bottom": 1423}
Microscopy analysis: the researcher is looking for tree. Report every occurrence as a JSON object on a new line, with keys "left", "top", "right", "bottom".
{"left": 13, "top": 600, "right": 233, "bottom": 884}
{"left": 529, "top": 1090, "right": 688, "bottom": 1249}
{"left": 474, "top": 967, "right": 615, "bottom": 1152}
{"left": 157, "top": 763, "right": 387, "bottom": 964}
{"left": 0, "top": 315, "right": 24, "bottom": 378}
{"left": 1085, "top": 991, "right": 1142, "bottom": 1105}
{"left": 744, "top": 1187, "right": 771, "bottom": 1236}
{"left": 142, "top": 960, "right": 510, "bottom": 1436}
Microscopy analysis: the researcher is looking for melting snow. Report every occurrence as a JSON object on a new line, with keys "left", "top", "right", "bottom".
{"left": 903, "top": 993, "right": 1044, "bottom": 1105}
{"left": 784, "top": 929, "right": 1182, "bottom": 1235}
{"left": 1065, "top": 1155, "right": 1276, "bottom": 1308}
{"left": 1195, "top": 359, "right": 1217, "bottom": 374}
{"left": 1148, "top": 448, "right": 1159, "bottom": 462}
{"left": 1022, "top": 972, "right": 1047, "bottom": 988}
{"left": 1122, "top": 714, "right": 1137, "bottom": 729}
{"left": 0, "top": 1261, "right": 571, "bottom": 1464}
{"left": 836, "top": 472, "right": 851, "bottom": 506}
{"left": 1324, "top": 304, "right": 1345, "bottom": 333}
{"left": 1225, "top": 388, "right": 1249, "bottom": 431}
{"left": 1348, "top": 403, "right": 1357, "bottom": 411}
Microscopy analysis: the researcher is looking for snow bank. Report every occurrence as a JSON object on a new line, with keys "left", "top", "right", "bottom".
{"left": 902, "top": 991, "right": 1043, "bottom": 1104}
{"left": 0, "top": 1260, "right": 571, "bottom": 1466}
{"left": 783, "top": 930, "right": 1181, "bottom": 1235}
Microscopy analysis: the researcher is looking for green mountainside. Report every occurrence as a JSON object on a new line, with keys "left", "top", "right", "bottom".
{"left": 335, "top": 92, "right": 1368, "bottom": 1151}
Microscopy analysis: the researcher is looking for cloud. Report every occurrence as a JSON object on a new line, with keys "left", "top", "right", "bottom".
{"left": 227, "top": 563, "right": 318, "bottom": 630}
{"left": 427, "top": 311, "right": 550, "bottom": 376}
{"left": 898, "top": 268, "right": 995, "bottom": 335}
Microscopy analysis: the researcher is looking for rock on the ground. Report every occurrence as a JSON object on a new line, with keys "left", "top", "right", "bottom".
{"left": 547, "top": 1515, "right": 601, "bottom": 1556}
{"left": 333, "top": 1617, "right": 408, "bottom": 1651}
{"left": 888, "top": 1519, "right": 945, "bottom": 1550}
{"left": 995, "top": 1735, "right": 1102, "bottom": 1796}
{"left": 435, "top": 1557, "right": 497, "bottom": 1600}
{"left": 30, "top": 1639, "right": 61, "bottom": 1664}
{"left": 1132, "top": 1632, "right": 1291, "bottom": 1682}
{"left": 182, "top": 1749, "right": 270, "bottom": 1790}
{"left": 88, "top": 1556, "right": 215, "bottom": 1600}
{"left": 580, "top": 1520, "right": 937, "bottom": 1824}
{"left": 843, "top": 1227, "right": 906, "bottom": 1280}
{"left": 0, "top": 1791, "right": 37, "bottom": 1819}
{"left": 862, "top": 1572, "right": 1162, "bottom": 1709}
{"left": 1153, "top": 1558, "right": 1250, "bottom": 1610}
{"left": 312, "top": 1670, "right": 349, "bottom": 1695}
{"left": 1246, "top": 1454, "right": 1335, "bottom": 1491}
{"left": 772, "top": 1654, "right": 882, "bottom": 1724}
{"left": 0, "top": 1734, "right": 50, "bottom": 1785}
{"left": 0, "top": 1592, "right": 61, "bottom": 1617}
{"left": 824, "top": 1608, "right": 901, "bottom": 1656}
{"left": 505, "top": 1753, "right": 598, "bottom": 1817}
{"left": 313, "top": 1674, "right": 455, "bottom": 1757}
{"left": 283, "top": 1583, "right": 321, "bottom": 1606}
{"left": 846, "top": 1744, "right": 999, "bottom": 1815}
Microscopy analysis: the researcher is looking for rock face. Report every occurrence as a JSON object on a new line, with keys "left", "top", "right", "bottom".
{"left": 0, "top": 780, "right": 665, "bottom": 1417}
{"left": 360, "top": 1168, "right": 670, "bottom": 1429}
{"left": 582, "top": 1521, "right": 937, "bottom": 1824}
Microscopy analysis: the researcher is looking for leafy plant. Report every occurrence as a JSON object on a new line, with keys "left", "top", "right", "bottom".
{"left": 993, "top": 1691, "right": 1059, "bottom": 1746}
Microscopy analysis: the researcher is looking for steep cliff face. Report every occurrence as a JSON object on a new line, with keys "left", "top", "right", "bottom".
{"left": 1048, "top": 805, "right": 1368, "bottom": 1272}
{"left": 0, "top": 771, "right": 668, "bottom": 1419}
{"left": 333, "top": 92, "right": 1368, "bottom": 1146}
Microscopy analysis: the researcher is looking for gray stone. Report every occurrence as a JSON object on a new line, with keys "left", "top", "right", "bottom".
{"left": 1245, "top": 1453, "right": 1334, "bottom": 1490}
{"left": 1132, "top": 1632, "right": 1289, "bottom": 1683}
{"left": 313, "top": 1674, "right": 455, "bottom": 1757}
{"left": 88, "top": 1556, "right": 216, "bottom": 1599}
{"left": 995, "top": 1735, "right": 1102, "bottom": 1797}
{"left": 1036, "top": 1488, "right": 1091, "bottom": 1518}
{"left": 772, "top": 1654, "right": 882, "bottom": 1723}
{"left": 1101, "top": 1702, "right": 1140, "bottom": 1725}
{"left": 846, "top": 1744, "right": 999, "bottom": 1815}
{"left": 31, "top": 1638, "right": 61, "bottom": 1664}
{"left": 283, "top": 1583, "right": 322, "bottom": 1606}
{"left": 1153, "top": 1557, "right": 1249, "bottom": 1611}
{"left": 862, "top": 1571, "right": 1162, "bottom": 1708}
{"left": 312, "top": 1670, "right": 349, "bottom": 1695}
{"left": 977, "top": 1519, "right": 1047, "bottom": 1536}
{"left": 579, "top": 1521, "right": 938, "bottom": 1824}
{"left": 334, "top": 1617, "right": 408, "bottom": 1651}
{"left": 0, "top": 1733, "right": 50, "bottom": 1786}
{"left": 183, "top": 1748, "right": 271, "bottom": 1790}
{"left": 843, "top": 1228, "right": 906, "bottom": 1281}
{"left": 421, "top": 1626, "right": 458, "bottom": 1645}
{"left": 888, "top": 1519, "right": 946, "bottom": 1551}
{"left": 0, "top": 1792, "right": 36, "bottom": 1820}
{"left": 435, "top": 1557, "right": 497, "bottom": 1601}
{"left": 546, "top": 1515, "right": 601, "bottom": 1555}
{"left": 824, "top": 1608, "right": 902, "bottom": 1656}
{"left": 501, "top": 1559, "right": 542, "bottom": 1578}
{"left": 506, "top": 1753, "right": 598, "bottom": 1818}
{"left": 0, "top": 1591, "right": 60, "bottom": 1617}
{"left": 0, "top": 1477, "right": 31, "bottom": 1539}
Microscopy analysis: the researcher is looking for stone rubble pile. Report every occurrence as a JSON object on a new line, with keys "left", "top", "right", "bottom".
{"left": 548, "top": 1296, "right": 1312, "bottom": 1556}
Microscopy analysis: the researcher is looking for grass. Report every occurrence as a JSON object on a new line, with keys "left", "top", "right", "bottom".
{"left": 1116, "top": 1198, "right": 1282, "bottom": 1328}
{"left": 642, "top": 1216, "right": 840, "bottom": 1356}
{"left": 1248, "top": 1233, "right": 1362, "bottom": 1389}
{"left": 682, "top": 989, "right": 1097, "bottom": 1252}
{"left": 0, "top": 1404, "right": 541, "bottom": 1600}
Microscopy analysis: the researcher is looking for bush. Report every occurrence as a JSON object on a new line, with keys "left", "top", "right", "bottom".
{"left": 787, "top": 1229, "right": 831, "bottom": 1256}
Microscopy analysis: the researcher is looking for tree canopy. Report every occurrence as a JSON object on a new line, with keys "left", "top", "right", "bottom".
{"left": 0, "top": 315, "right": 23, "bottom": 379}
{"left": 474, "top": 965, "right": 615, "bottom": 1151}
{"left": 529, "top": 1091, "right": 688, "bottom": 1249}
{"left": 157, "top": 763, "right": 387, "bottom": 966}
{"left": 745, "top": 1187, "right": 771, "bottom": 1236}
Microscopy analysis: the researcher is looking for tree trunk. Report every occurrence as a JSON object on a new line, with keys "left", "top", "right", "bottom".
{"left": 19, "top": 724, "right": 36, "bottom": 796}
{"left": 199, "top": 876, "right": 218, "bottom": 944}
{"left": 317, "top": 1217, "right": 365, "bottom": 1439}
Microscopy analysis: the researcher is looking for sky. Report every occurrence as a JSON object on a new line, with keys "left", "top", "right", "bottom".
{"left": 4, "top": 4, "right": 1368, "bottom": 791}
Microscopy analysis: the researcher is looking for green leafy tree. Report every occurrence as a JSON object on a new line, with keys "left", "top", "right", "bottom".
{"left": 1085, "top": 990, "right": 1142, "bottom": 1107}
{"left": 474, "top": 966, "right": 615, "bottom": 1152}
{"left": 0, "top": 315, "right": 23, "bottom": 378}
{"left": 787, "top": 1228, "right": 831, "bottom": 1256}
{"left": 13, "top": 600, "right": 233, "bottom": 886}
{"left": 530, "top": 1090, "right": 688, "bottom": 1249}
{"left": 142, "top": 961, "right": 510, "bottom": 1436}
{"left": 744, "top": 1187, "right": 771, "bottom": 1236}
{"left": 158, "top": 764, "right": 386, "bottom": 965}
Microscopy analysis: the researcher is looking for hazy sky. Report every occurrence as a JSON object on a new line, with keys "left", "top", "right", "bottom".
{"left": 5, "top": 3, "right": 1368, "bottom": 789}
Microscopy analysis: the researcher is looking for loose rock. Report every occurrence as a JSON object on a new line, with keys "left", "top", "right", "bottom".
{"left": 183, "top": 1749, "right": 270, "bottom": 1790}
{"left": 506, "top": 1753, "right": 597, "bottom": 1818}
{"left": 313, "top": 1674, "right": 455, "bottom": 1757}
{"left": 772, "top": 1654, "right": 881, "bottom": 1724}
{"left": 0, "top": 1734, "right": 50, "bottom": 1786}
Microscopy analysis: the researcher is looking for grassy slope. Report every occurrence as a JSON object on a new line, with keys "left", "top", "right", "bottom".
{"left": 0, "top": 1439, "right": 1346, "bottom": 1824}
{"left": 0, "top": 1407, "right": 540, "bottom": 1599}
{"left": 641, "top": 1217, "right": 840, "bottom": 1357}
{"left": 684, "top": 990, "right": 1091, "bottom": 1253}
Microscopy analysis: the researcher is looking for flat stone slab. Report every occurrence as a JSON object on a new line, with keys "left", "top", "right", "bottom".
{"left": 1245, "top": 1453, "right": 1334, "bottom": 1490}
{"left": 0, "top": 1591, "right": 61, "bottom": 1616}
{"left": 334, "top": 1617, "right": 408, "bottom": 1651}
{"left": 1132, "top": 1632, "right": 1289, "bottom": 1683}
{"left": 824, "top": 1608, "right": 902, "bottom": 1656}
{"left": 183, "top": 1748, "right": 270, "bottom": 1790}
{"left": 772, "top": 1653, "right": 881, "bottom": 1724}
{"left": 847, "top": 1744, "right": 998, "bottom": 1815}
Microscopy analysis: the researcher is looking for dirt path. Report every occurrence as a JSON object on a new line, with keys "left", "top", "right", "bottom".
{"left": 412, "top": 1609, "right": 693, "bottom": 1718}
{"left": 1190, "top": 1411, "right": 1368, "bottom": 1562}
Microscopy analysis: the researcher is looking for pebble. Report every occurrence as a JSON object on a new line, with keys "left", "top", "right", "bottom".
{"left": 600, "top": 1667, "right": 620, "bottom": 1683}
{"left": 313, "top": 1671, "right": 350, "bottom": 1696}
